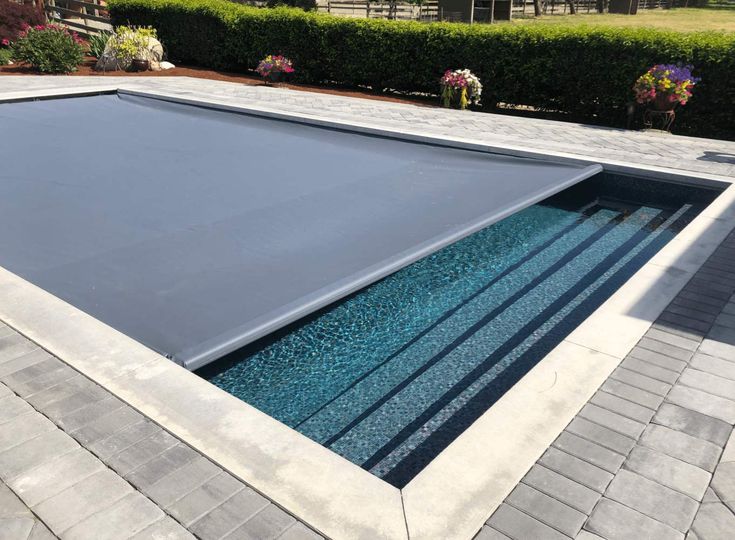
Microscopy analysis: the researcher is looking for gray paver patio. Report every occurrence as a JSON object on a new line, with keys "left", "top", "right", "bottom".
{"left": 1, "top": 77, "right": 735, "bottom": 539}
{"left": 0, "top": 478, "right": 55, "bottom": 540}
{"left": 0, "top": 346, "right": 322, "bottom": 540}
{"left": 479, "top": 230, "right": 735, "bottom": 540}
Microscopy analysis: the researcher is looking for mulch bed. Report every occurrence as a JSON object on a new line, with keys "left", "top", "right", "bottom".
{"left": 0, "top": 57, "right": 436, "bottom": 108}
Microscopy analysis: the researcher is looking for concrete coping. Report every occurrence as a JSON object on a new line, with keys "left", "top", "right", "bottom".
{"left": 0, "top": 86, "right": 733, "bottom": 539}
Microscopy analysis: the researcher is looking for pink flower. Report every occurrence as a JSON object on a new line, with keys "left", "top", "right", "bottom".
{"left": 1, "top": 38, "right": 9, "bottom": 47}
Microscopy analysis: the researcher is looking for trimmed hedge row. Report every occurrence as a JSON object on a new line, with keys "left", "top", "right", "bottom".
{"left": 109, "top": 0, "right": 735, "bottom": 139}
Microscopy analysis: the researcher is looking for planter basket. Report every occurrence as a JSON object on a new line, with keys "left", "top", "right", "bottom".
{"left": 652, "top": 93, "right": 677, "bottom": 112}
{"left": 127, "top": 59, "right": 150, "bottom": 72}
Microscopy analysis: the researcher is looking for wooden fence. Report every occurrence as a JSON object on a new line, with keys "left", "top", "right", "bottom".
{"left": 512, "top": 0, "right": 733, "bottom": 14}
{"left": 34, "top": 0, "right": 735, "bottom": 33}
{"left": 44, "top": 0, "right": 112, "bottom": 35}
{"left": 323, "top": 0, "right": 733, "bottom": 20}
{"left": 319, "top": 0, "right": 440, "bottom": 20}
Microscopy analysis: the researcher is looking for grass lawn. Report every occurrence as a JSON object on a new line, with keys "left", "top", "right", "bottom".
{"left": 508, "top": 7, "right": 735, "bottom": 32}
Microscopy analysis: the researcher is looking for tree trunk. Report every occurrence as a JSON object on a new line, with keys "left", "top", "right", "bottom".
{"left": 568, "top": 0, "right": 576, "bottom": 12}
{"left": 533, "top": 0, "right": 542, "bottom": 15}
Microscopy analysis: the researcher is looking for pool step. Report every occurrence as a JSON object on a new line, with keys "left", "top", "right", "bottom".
{"left": 206, "top": 197, "right": 695, "bottom": 488}
{"left": 318, "top": 204, "right": 691, "bottom": 483}
{"left": 295, "top": 205, "right": 620, "bottom": 441}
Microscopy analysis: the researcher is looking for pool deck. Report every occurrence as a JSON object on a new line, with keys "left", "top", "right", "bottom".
{"left": 1, "top": 76, "right": 734, "bottom": 540}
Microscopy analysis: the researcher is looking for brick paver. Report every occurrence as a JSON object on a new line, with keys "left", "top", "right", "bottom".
{"left": 0, "top": 479, "right": 55, "bottom": 540}
{"left": 0, "top": 345, "right": 322, "bottom": 540}
{"left": 478, "top": 231, "right": 735, "bottom": 540}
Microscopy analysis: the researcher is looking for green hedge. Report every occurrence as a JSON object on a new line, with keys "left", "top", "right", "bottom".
{"left": 109, "top": 0, "right": 735, "bottom": 139}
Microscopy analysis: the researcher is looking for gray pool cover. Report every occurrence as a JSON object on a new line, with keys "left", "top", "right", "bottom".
{"left": 0, "top": 93, "right": 601, "bottom": 369}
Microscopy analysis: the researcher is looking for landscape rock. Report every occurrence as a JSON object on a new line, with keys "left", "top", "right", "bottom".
{"left": 94, "top": 36, "right": 164, "bottom": 72}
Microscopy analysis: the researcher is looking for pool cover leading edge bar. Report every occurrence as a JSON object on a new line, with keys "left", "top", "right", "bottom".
{"left": 0, "top": 93, "right": 600, "bottom": 370}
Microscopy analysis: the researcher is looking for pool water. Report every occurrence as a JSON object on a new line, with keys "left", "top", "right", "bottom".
{"left": 201, "top": 174, "right": 717, "bottom": 487}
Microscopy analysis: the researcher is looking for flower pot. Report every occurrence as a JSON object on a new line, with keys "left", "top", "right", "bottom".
{"left": 127, "top": 59, "right": 149, "bottom": 73}
{"left": 264, "top": 71, "right": 285, "bottom": 85}
{"left": 652, "top": 93, "right": 677, "bottom": 111}
{"left": 441, "top": 87, "right": 470, "bottom": 110}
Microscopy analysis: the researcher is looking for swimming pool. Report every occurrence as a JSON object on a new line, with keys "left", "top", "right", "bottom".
{"left": 0, "top": 90, "right": 723, "bottom": 491}
{"left": 200, "top": 174, "right": 719, "bottom": 486}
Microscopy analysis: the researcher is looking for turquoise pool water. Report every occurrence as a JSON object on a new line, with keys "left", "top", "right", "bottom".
{"left": 201, "top": 175, "right": 716, "bottom": 487}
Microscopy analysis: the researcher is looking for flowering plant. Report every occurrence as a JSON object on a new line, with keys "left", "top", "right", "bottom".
{"left": 440, "top": 69, "right": 482, "bottom": 110}
{"left": 10, "top": 24, "right": 85, "bottom": 73}
{"left": 17, "top": 24, "right": 85, "bottom": 46}
{"left": 256, "top": 55, "right": 294, "bottom": 81}
{"left": 106, "top": 26, "right": 157, "bottom": 66}
{"left": 0, "top": 0, "right": 45, "bottom": 46}
{"left": 0, "top": 39, "right": 10, "bottom": 66}
{"left": 633, "top": 64, "right": 699, "bottom": 109}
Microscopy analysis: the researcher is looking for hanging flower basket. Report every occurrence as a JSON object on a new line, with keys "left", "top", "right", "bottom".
{"left": 652, "top": 93, "right": 677, "bottom": 112}
{"left": 633, "top": 64, "right": 699, "bottom": 128}
{"left": 440, "top": 69, "right": 482, "bottom": 110}
{"left": 256, "top": 55, "right": 294, "bottom": 86}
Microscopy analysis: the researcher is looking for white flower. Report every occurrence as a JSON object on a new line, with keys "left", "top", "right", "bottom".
{"left": 458, "top": 69, "right": 483, "bottom": 105}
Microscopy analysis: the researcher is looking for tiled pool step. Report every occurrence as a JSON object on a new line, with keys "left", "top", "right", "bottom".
{"left": 299, "top": 201, "right": 692, "bottom": 484}
{"left": 0, "top": 335, "right": 323, "bottom": 540}
{"left": 477, "top": 229, "right": 735, "bottom": 540}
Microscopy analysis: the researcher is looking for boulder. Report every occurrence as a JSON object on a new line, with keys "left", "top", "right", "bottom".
{"left": 94, "top": 36, "right": 164, "bottom": 72}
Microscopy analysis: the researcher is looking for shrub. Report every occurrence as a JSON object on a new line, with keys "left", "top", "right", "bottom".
{"left": 106, "top": 25, "right": 157, "bottom": 64}
{"left": 108, "top": 0, "right": 735, "bottom": 139}
{"left": 0, "top": 47, "right": 12, "bottom": 66}
{"left": 256, "top": 54, "right": 294, "bottom": 78}
{"left": 0, "top": 0, "right": 45, "bottom": 43}
{"left": 11, "top": 24, "right": 86, "bottom": 73}
{"left": 87, "top": 30, "right": 113, "bottom": 58}
{"left": 265, "top": 0, "right": 317, "bottom": 10}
